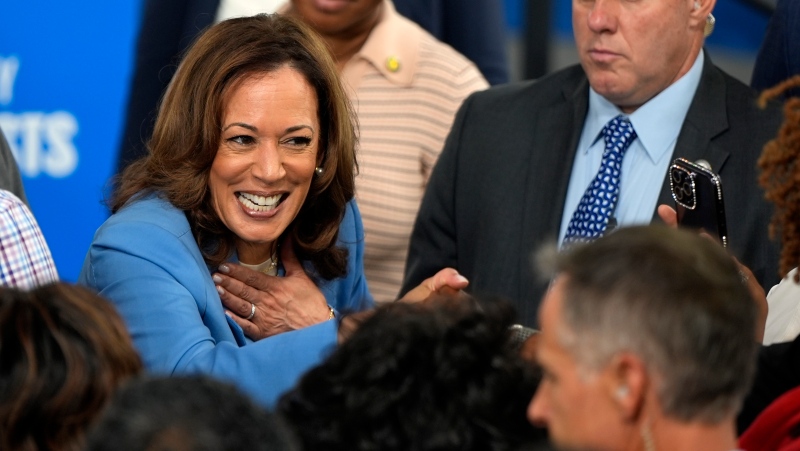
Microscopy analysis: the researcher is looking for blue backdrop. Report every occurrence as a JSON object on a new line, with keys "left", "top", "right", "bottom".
{"left": 0, "top": 0, "right": 773, "bottom": 282}
{"left": 0, "top": 1, "right": 140, "bottom": 281}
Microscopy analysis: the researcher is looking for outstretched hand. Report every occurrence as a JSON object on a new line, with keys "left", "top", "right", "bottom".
{"left": 213, "top": 239, "right": 330, "bottom": 341}
{"left": 399, "top": 268, "right": 469, "bottom": 303}
{"left": 337, "top": 268, "right": 470, "bottom": 345}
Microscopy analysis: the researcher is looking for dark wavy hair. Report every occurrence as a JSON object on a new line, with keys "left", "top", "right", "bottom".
{"left": 279, "top": 296, "right": 545, "bottom": 451}
{"left": 112, "top": 14, "right": 357, "bottom": 279}
{"left": 0, "top": 283, "right": 142, "bottom": 451}
{"left": 758, "top": 75, "right": 800, "bottom": 282}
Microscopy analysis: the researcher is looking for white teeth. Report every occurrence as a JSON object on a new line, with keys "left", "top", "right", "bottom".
{"left": 238, "top": 192, "right": 281, "bottom": 212}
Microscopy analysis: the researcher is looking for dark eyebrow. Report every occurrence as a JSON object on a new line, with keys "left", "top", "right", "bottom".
{"left": 285, "top": 125, "right": 314, "bottom": 134}
{"left": 222, "top": 122, "right": 257, "bottom": 132}
{"left": 221, "top": 124, "right": 314, "bottom": 134}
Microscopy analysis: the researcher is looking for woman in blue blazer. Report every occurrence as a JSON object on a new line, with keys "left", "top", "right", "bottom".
{"left": 80, "top": 15, "right": 464, "bottom": 407}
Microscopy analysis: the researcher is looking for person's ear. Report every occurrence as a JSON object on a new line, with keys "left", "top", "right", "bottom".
{"left": 689, "top": 0, "right": 716, "bottom": 36}
{"left": 604, "top": 352, "right": 648, "bottom": 421}
{"left": 315, "top": 150, "right": 326, "bottom": 173}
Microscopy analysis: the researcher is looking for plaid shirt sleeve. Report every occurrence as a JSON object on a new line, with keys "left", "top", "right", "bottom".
{"left": 0, "top": 190, "right": 58, "bottom": 288}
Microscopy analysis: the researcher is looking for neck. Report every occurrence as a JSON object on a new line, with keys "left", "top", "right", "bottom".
{"left": 330, "top": 33, "right": 370, "bottom": 71}
{"left": 647, "top": 415, "right": 738, "bottom": 451}
{"left": 235, "top": 240, "right": 277, "bottom": 265}
{"left": 292, "top": 4, "right": 382, "bottom": 70}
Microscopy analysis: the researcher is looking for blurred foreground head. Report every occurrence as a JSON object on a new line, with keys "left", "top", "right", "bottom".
{"left": 0, "top": 283, "right": 142, "bottom": 451}
{"left": 280, "top": 295, "right": 546, "bottom": 450}
{"left": 529, "top": 225, "right": 758, "bottom": 450}
{"left": 85, "top": 376, "right": 298, "bottom": 451}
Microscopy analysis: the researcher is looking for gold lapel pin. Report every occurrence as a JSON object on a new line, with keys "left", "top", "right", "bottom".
{"left": 385, "top": 56, "right": 401, "bottom": 72}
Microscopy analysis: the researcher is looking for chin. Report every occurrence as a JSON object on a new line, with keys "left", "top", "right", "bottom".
{"left": 232, "top": 219, "right": 287, "bottom": 244}
{"left": 589, "top": 79, "right": 630, "bottom": 103}
{"left": 234, "top": 233, "right": 278, "bottom": 249}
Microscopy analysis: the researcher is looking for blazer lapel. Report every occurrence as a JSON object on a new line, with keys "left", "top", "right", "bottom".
{"left": 518, "top": 69, "right": 589, "bottom": 318}
{"left": 654, "top": 53, "right": 731, "bottom": 216}
{"left": 555, "top": 77, "right": 592, "bottom": 232}
{"left": 225, "top": 314, "right": 248, "bottom": 346}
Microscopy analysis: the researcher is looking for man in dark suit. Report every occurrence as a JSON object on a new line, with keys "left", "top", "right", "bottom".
{"left": 751, "top": 0, "right": 800, "bottom": 96}
{"left": 402, "top": 0, "right": 783, "bottom": 325}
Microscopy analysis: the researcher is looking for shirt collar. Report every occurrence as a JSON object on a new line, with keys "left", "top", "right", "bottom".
{"left": 278, "top": 0, "right": 418, "bottom": 87}
{"left": 583, "top": 51, "right": 705, "bottom": 163}
{"left": 350, "top": 0, "right": 418, "bottom": 87}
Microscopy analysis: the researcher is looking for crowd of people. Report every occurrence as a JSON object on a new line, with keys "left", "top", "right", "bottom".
{"left": 1, "top": 0, "right": 800, "bottom": 449}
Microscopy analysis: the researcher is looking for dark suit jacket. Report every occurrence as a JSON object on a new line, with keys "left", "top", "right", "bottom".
{"left": 751, "top": 0, "right": 800, "bottom": 95}
{"left": 116, "top": 0, "right": 508, "bottom": 173}
{"left": 402, "top": 56, "right": 783, "bottom": 325}
{"left": 116, "top": 0, "right": 218, "bottom": 172}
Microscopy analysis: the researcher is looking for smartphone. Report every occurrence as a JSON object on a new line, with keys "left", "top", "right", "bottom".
{"left": 668, "top": 158, "right": 728, "bottom": 248}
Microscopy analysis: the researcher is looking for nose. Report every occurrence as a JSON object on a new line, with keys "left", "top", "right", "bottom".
{"left": 586, "top": 0, "right": 618, "bottom": 34}
{"left": 250, "top": 142, "right": 285, "bottom": 183}
{"left": 527, "top": 386, "right": 549, "bottom": 427}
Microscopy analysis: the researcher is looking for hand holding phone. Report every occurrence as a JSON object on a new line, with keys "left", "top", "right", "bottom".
{"left": 668, "top": 158, "right": 728, "bottom": 248}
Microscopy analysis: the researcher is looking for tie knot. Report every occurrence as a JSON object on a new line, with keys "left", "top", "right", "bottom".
{"left": 602, "top": 115, "right": 637, "bottom": 154}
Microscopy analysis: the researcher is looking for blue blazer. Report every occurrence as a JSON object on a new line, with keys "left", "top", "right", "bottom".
{"left": 79, "top": 194, "right": 373, "bottom": 406}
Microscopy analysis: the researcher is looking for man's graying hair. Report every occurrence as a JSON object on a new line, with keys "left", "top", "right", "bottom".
{"left": 538, "top": 225, "right": 758, "bottom": 423}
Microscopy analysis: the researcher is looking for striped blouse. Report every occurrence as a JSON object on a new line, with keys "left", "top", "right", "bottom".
{"left": 341, "top": 1, "right": 488, "bottom": 302}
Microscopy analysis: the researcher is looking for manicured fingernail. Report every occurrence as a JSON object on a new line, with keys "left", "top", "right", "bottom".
{"left": 225, "top": 310, "right": 233, "bottom": 318}
{"left": 216, "top": 285, "right": 224, "bottom": 295}
{"left": 456, "top": 275, "right": 468, "bottom": 284}
{"left": 219, "top": 264, "right": 230, "bottom": 274}
{"left": 212, "top": 274, "right": 222, "bottom": 283}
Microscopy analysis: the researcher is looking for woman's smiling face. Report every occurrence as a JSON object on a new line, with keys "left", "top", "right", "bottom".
{"left": 209, "top": 65, "right": 320, "bottom": 263}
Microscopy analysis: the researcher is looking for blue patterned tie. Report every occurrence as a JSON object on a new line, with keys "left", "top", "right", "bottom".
{"left": 563, "top": 115, "right": 637, "bottom": 244}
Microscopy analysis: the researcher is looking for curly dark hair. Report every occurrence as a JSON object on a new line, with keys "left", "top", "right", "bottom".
{"left": 758, "top": 75, "right": 800, "bottom": 282}
{"left": 0, "top": 283, "right": 142, "bottom": 451}
{"left": 278, "top": 296, "right": 546, "bottom": 451}
{"left": 112, "top": 14, "right": 357, "bottom": 280}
